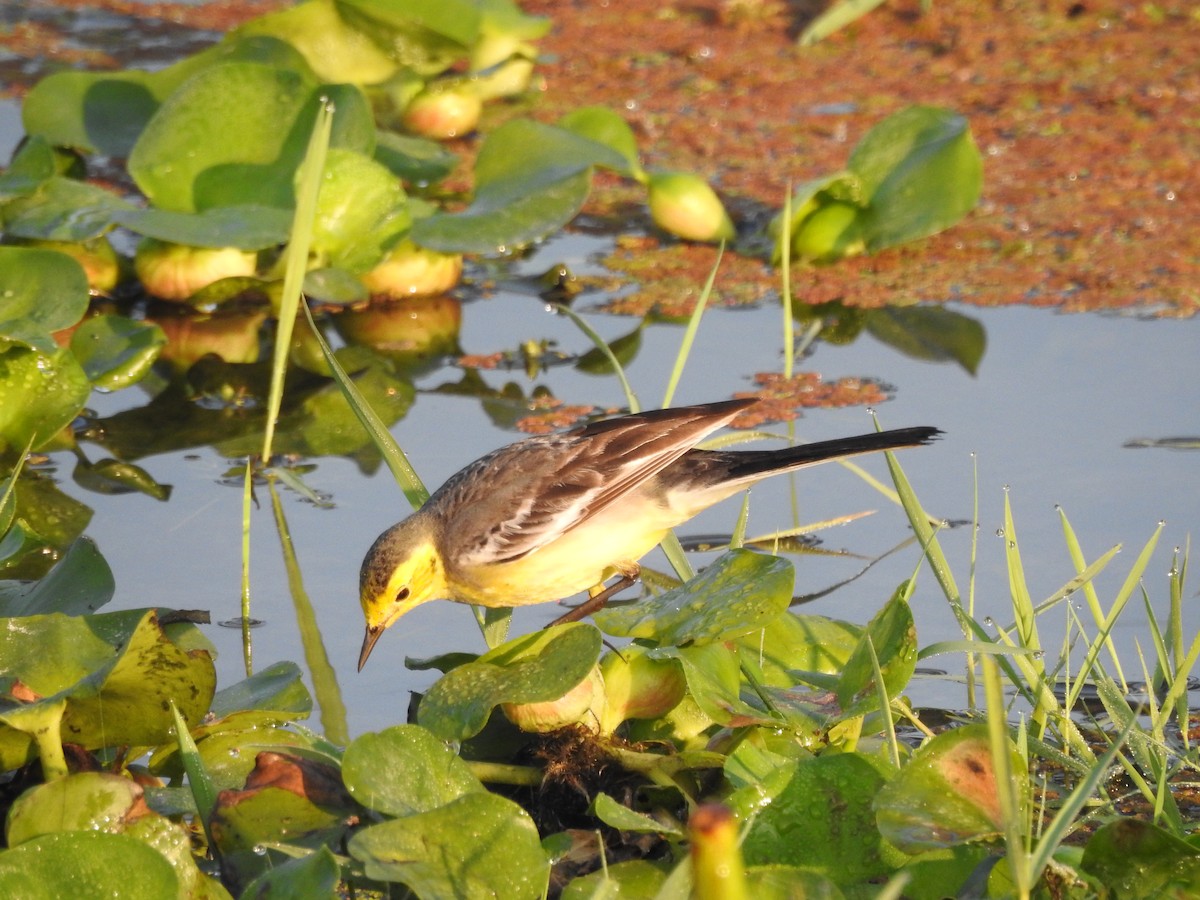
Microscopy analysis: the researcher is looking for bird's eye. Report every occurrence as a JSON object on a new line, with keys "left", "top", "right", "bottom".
{"left": 395, "top": 586, "right": 411, "bottom": 603}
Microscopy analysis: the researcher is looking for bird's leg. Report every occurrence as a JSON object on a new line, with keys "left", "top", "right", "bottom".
{"left": 548, "top": 563, "right": 641, "bottom": 626}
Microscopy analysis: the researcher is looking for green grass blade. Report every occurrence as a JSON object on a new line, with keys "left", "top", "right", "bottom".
{"left": 779, "top": 187, "right": 795, "bottom": 380}
{"left": 169, "top": 700, "right": 217, "bottom": 850}
{"left": 299, "top": 299, "right": 429, "bottom": 509}
{"left": 661, "top": 241, "right": 723, "bottom": 408}
{"left": 240, "top": 460, "right": 254, "bottom": 676}
{"left": 1004, "top": 492, "right": 1039, "bottom": 654}
{"left": 1058, "top": 507, "right": 1127, "bottom": 687}
{"left": 982, "top": 655, "right": 1032, "bottom": 898}
{"left": 262, "top": 98, "right": 332, "bottom": 463}
{"left": 553, "top": 302, "right": 640, "bottom": 413}
{"left": 267, "top": 477, "right": 349, "bottom": 746}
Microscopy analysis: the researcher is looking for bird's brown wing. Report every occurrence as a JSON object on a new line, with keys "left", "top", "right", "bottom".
{"left": 438, "top": 399, "right": 756, "bottom": 566}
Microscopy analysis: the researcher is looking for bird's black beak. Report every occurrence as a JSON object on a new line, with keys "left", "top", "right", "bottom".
{"left": 358, "top": 626, "right": 383, "bottom": 672}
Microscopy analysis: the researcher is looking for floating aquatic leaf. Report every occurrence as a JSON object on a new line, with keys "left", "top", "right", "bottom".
{"left": 349, "top": 791, "right": 549, "bottom": 900}
{"left": 875, "top": 724, "right": 1025, "bottom": 853}
{"left": 0, "top": 246, "right": 90, "bottom": 352}
{"left": 343, "top": 724, "right": 483, "bottom": 817}
{"left": 417, "top": 623, "right": 602, "bottom": 741}
{"left": 595, "top": 549, "right": 794, "bottom": 646}
{"left": 0, "top": 536, "right": 113, "bottom": 617}
{"left": 0, "top": 831, "right": 179, "bottom": 897}
{"left": 70, "top": 315, "right": 167, "bottom": 390}
{"left": 0, "top": 609, "right": 215, "bottom": 770}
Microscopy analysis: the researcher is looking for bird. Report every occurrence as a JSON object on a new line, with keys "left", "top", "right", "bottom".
{"left": 357, "top": 398, "right": 939, "bottom": 670}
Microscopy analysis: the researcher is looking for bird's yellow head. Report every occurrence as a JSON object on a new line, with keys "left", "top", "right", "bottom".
{"left": 357, "top": 518, "right": 446, "bottom": 670}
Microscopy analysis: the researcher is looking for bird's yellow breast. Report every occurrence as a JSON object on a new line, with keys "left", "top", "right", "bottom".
{"left": 445, "top": 495, "right": 680, "bottom": 607}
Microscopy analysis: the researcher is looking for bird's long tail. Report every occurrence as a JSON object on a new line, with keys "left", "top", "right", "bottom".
{"left": 719, "top": 426, "right": 942, "bottom": 485}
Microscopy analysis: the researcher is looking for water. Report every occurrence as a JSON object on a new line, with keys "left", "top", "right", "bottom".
{"left": 62, "top": 236, "right": 1200, "bottom": 735}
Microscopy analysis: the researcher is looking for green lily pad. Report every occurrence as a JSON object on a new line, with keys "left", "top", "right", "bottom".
{"left": 739, "top": 753, "right": 895, "bottom": 884}
{"left": 0, "top": 136, "right": 57, "bottom": 199}
{"left": 561, "top": 860, "right": 669, "bottom": 899}
{"left": 112, "top": 204, "right": 294, "bottom": 250}
{"left": 863, "top": 305, "right": 987, "bottom": 376}
{"left": 658, "top": 641, "right": 773, "bottom": 726}
{"left": 875, "top": 723, "right": 1025, "bottom": 853}
{"left": 834, "top": 587, "right": 918, "bottom": 716}
{"left": 0, "top": 176, "right": 131, "bottom": 242}
{"left": 1081, "top": 819, "right": 1200, "bottom": 898}
{"left": 0, "top": 344, "right": 91, "bottom": 456}
{"left": 6, "top": 772, "right": 143, "bottom": 845}
{"left": 348, "top": 791, "right": 549, "bottom": 899}
{"left": 595, "top": 550, "right": 794, "bottom": 646}
{"left": 0, "top": 246, "right": 90, "bottom": 352}
{"left": 412, "top": 118, "right": 628, "bottom": 253}
{"left": 558, "top": 105, "right": 644, "bottom": 180}
{"left": 20, "top": 35, "right": 314, "bottom": 156}
{"left": 0, "top": 831, "right": 179, "bottom": 898}
{"left": 239, "top": 846, "right": 341, "bottom": 900}
{"left": 71, "top": 457, "right": 172, "bottom": 501}
{"left": 342, "top": 724, "right": 484, "bottom": 817}
{"left": 128, "top": 64, "right": 371, "bottom": 213}
{"left": 849, "top": 105, "right": 982, "bottom": 253}
{"left": 70, "top": 315, "right": 167, "bottom": 390}
{"left": 734, "top": 612, "right": 862, "bottom": 687}
{"left": 374, "top": 130, "right": 458, "bottom": 184}
{"left": 0, "top": 535, "right": 113, "bottom": 617}
{"left": 0, "top": 609, "right": 216, "bottom": 770}
{"left": 311, "top": 148, "right": 410, "bottom": 272}
{"left": 417, "top": 623, "right": 602, "bottom": 741}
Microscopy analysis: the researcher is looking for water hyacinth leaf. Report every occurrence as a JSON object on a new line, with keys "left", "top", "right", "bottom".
{"left": 338, "top": 0, "right": 483, "bottom": 68}
{"left": 209, "top": 659, "right": 312, "bottom": 718}
{"left": 72, "top": 457, "right": 172, "bottom": 501}
{"left": 311, "top": 148, "right": 410, "bottom": 272}
{"left": 740, "top": 753, "right": 894, "bottom": 883}
{"left": 835, "top": 587, "right": 918, "bottom": 716}
{"left": 1081, "top": 819, "right": 1200, "bottom": 896}
{"left": 875, "top": 724, "right": 1025, "bottom": 852}
{"left": 1, "top": 176, "right": 132, "bottom": 242}
{"left": 660, "top": 642, "right": 773, "bottom": 726}
{"left": 342, "top": 724, "right": 483, "bottom": 817}
{"left": 558, "top": 105, "right": 644, "bottom": 179}
{"left": 20, "top": 34, "right": 316, "bottom": 156}
{"left": 374, "top": 130, "right": 459, "bottom": 184}
{"left": 240, "top": 845, "right": 342, "bottom": 900}
{"left": 0, "top": 831, "right": 179, "bottom": 897}
{"left": 70, "top": 315, "right": 167, "bottom": 390}
{"left": 560, "top": 860, "right": 669, "bottom": 900}
{"left": 734, "top": 612, "right": 862, "bottom": 687}
{"left": 151, "top": 720, "right": 319, "bottom": 795}
{"left": 129, "top": 62, "right": 309, "bottom": 211}
{"left": 233, "top": 0, "right": 399, "bottom": 84}
{"left": 864, "top": 305, "right": 987, "bottom": 376}
{"left": 21, "top": 69, "right": 160, "bottom": 156}
{"left": 849, "top": 106, "right": 982, "bottom": 253}
{"left": 6, "top": 772, "right": 144, "bottom": 845}
{"left": 413, "top": 118, "right": 628, "bottom": 253}
{"left": 745, "top": 866, "right": 846, "bottom": 899}
{"left": 414, "top": 166, "right": 592, "bottom": 254}
{"left": 0, "top": 344, "right": 91, "bottom": 456}
{"left": 0, "top": 536, "right": 114, "bottom": 617}
{"left": 124, "top": 814, "right": 232, "bottom": 900}
{"left": 595, "top": 549, "right": 794, "bottom": 645}
{"left": 0, "top": 246, "right": 89, "bottom": 351}
{"left": 593, "top": 792, "right": 684, "bottom": 837}
{"left": 348, "top": 791, "right": 549, "bottom": 899}
{"left": 417, "top": 623, "right": 602, "bottom": 741}
{"left": 0, "top": 136, "right": 56, "bottom": 199}
{"left": 210, "top": 754, "right": 353, "bottom": 843}
{"left": 575, "top": 324, "right": 643, "bottom": 375}
{"left": 129, "top": 68, "right": 372, "bottom": 214}
{"left": 0, "top": 609, "right": 215, "bottom": 770}
{"left": 0, "top": 477, "right": 93, "bottom": 581}
{"left": 112, "top": 204, "right": 294, "bottom": 250}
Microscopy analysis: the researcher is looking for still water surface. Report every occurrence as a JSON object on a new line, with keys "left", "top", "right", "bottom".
{"left": 64, "top": 231, "right": 1199, "bottom": 736}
